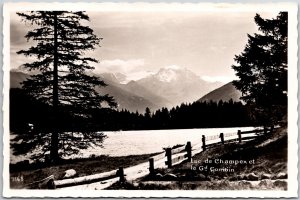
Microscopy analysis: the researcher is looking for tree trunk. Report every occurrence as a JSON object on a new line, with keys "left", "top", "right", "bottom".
{"left": 50, "top": 12, "right": 59, "bottom": 163}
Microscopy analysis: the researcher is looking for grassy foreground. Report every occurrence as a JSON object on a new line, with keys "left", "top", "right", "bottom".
{"left": 109, "top": 126, "right": 288, "bottom": 190}
{"left": 10, "top": 126, "right": 287, "bottom": 190}
{"left": 10, "top": 153, "right": 160, "bottom": 189}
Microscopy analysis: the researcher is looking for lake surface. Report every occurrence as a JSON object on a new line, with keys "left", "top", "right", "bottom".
{"left": 82, "top": 127, "right": 255, "bottom": 158}
{"left": 10, "top": 127, "right": 255, "bottom": 163}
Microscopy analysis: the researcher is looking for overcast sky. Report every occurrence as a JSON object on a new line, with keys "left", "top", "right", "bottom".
{"left": 10, "top": 11, "right": 278, "bottom": 83}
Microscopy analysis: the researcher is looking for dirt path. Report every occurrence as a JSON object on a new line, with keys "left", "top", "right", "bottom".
{"left": 57, "top": 139, "right": 216, "bottom": 190}
{"left": 56, "top": 152, "right": 168, "bottom": 190}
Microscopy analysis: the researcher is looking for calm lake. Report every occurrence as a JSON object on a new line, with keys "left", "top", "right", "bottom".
{"left": 11, "top": 127, "right": 255, "bottom": 163}
{"left": 84, "top": 127, "right": 255, "bottom": 158}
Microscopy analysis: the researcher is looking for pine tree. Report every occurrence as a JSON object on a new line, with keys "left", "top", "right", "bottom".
{"left": 232, "top": 12, "right": 287, "bottom": 126}
{"left": 16, "top": 11, "right": 116, "bottom": 162}
{"left": 144, "top": 107, "right": 151, "bottom": 119}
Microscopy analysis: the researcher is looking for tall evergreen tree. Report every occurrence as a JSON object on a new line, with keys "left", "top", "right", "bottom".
{"left": 144, "top": 107, "right": 151, "bottom": 119}
{"left": 232, "top": 12, "right": 287, "bottom": 126}
{"left": 16, "top": 11, "right": 116, "bottom": 162}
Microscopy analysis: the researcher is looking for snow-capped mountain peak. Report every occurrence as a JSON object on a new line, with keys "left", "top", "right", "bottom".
{"left": 97, "top": 72, "right": 128, "bottom": 84}
{"left": 155, "top": 65, "right": 198, "bottom": 83}
{"left": 156, "top": 68, "right": 178, "bottom": 82}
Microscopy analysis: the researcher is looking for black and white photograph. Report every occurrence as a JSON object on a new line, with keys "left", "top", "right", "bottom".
{"left": 2, "top": 2, "right": 298, "bottom": 198}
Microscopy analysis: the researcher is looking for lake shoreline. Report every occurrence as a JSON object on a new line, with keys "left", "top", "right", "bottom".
{"left": 10, "top": 126, "right": 257, "bottom": 164}
{"left": 108, "top": 125, "right": 288, "bottom": 190}
{"left": 10, "top": 125, "right": 286, "bottom": 190}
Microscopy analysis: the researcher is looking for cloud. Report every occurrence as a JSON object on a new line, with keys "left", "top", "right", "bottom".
{"left": 124, "top": 71, "right": 155, "bottom": 83}
{"left": 95, "top": 59, "right": 145, "bottom": 73}
{"left": 92, "top": 59, "right": 153, "bottom": 81}
{"left": 10, "top": 11, "right": 277, "bottom": 81}
{"left": 162, "top": 65, "right": 182, "bottom": 70}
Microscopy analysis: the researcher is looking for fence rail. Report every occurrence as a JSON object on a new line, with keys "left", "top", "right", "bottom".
{"left": 164, "top": 141, "right": 192, "bottom": 168}
{"left": 171, "top": 145, "right": 186, "bottom": 155}
{"left": 54, "top": 168, "right": 124, "bottom": 188}
{"left": 29, "top": 126, "right": 275, "bottom": 189}
{"left": 162, "top": 127, "right": 275, "bottom": 168}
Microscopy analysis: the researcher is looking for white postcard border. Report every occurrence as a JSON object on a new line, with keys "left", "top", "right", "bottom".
{"left": 2, "top": 2, "right": 298, "bottom": 198}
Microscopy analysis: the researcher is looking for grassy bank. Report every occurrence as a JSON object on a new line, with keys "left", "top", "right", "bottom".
{"left": 10, "top": 126, "right": 288, "bottom": 190}
{"left": 109, "top": 126, "right": 287, "bottom": 190}
{"left": 10, "top": 152, "right": 160, "bottom": 189}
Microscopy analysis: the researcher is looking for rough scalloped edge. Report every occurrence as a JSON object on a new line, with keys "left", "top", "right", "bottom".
{"left": 2, "top": 2, "right": 298, "bottom": 198}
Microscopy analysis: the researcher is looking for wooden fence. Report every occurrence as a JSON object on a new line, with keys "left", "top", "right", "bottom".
{"left": 160, "top": 127, "right": 274, "bottom": 169}
{"left": 163, "top": 141, "right": 192, "bottom": 169}
{"left": 31, "top": 126, "right": 275, "bottom": 189}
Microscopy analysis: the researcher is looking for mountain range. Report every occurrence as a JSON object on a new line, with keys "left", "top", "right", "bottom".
{"left": 136, "top": 66, "right": 222, "bottom": 107}
{"left": 198, "top": 82, "right": 242, "bottom": 103}
{"left": 94, "top": 72, "right": 172, "bottom": 112}
{"left": 10, "top": 67, "right": 240, "bottom": 113}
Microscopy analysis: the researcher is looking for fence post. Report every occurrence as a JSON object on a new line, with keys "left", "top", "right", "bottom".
{"left": 264, "top": 126, "right": 267, "bottom": 134}
{"left": 45, "top": 153, "right": 50, "bottom": 164}
{"left": 185, "top": 141, "right": 192, "bottom": 162}
{"left": 118, "top": 167, "right": 125, "bottom": 183}
{"left": 202, "top": 135, "right": 206, "bottom": 151}
{"left": 220, "top": 133, "right": 224, "bottom": 144}
{"left": 165, "top": 148, "right": 172, "bottom": 168}
{"left": 270, "top": 125, "right": 274, "bottom": 133}
{"left": 237, "top": 130, "right": 242, "bottom": 143}
{"left": 149, "top": 158, "right": 155, "bottom": 175}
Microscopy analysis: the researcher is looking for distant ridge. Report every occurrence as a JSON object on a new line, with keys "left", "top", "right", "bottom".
{"left": 10, "top": 71, "right": 30, "bottom": 88}
{"left": 10, "top": 70, "right": 234, "bottom": 112}
{"left": 10, "top": 70, "right": 167, "bottom": 113}
{"left": 198, "top": 82, "right": 242, "bottom": 102}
